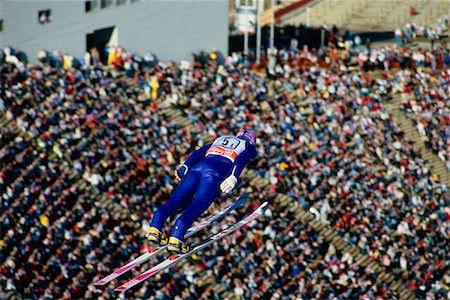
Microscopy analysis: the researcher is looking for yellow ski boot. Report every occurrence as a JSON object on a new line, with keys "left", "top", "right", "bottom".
{"left": 146, "top": 227, "right": 168, "bottom": 246}
{"left": 167, "top": 236, "right": 191, "bottom": 254}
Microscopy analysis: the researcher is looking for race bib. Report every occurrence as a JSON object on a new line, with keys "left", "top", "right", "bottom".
{"left": 205, "top": 136, "right": 246, "bottom": 162}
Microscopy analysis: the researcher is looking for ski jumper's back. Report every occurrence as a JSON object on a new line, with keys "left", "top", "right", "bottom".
{"left": 185, "top": 135, "right": 257, "bottom": 180}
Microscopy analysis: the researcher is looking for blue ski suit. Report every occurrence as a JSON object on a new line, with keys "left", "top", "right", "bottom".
{"left": 150, "top": 135, "right": 257, "bottom": 240}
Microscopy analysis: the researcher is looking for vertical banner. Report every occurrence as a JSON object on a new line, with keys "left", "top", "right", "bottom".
{"left": 236, "top": 6, "right": 257, "bottom": 34}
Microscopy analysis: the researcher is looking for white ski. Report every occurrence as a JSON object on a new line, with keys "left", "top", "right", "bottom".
{"left": 93, "top": 194, "right": 248, "bottom": 286}
{"left": 114, "top": 201, "right": 269, "bottom": 292}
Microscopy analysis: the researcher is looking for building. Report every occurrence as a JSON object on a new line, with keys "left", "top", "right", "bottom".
{"left": 0, "top": 0, "right": 229, "bottom": 63}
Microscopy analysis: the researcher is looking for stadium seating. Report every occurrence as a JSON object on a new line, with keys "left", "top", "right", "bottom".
{"left": 284, "top": 0, "right": 449, "bottom": 33}
{"left": 1, "top": 44, "right": 449, "bottom": 299}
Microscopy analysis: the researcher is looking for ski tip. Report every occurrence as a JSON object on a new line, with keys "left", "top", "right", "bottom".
{"left": 260, "top": 201, "right": 269, "bottom": 212}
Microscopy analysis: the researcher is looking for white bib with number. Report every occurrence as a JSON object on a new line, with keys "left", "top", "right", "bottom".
{"left": 205, "top": 136, "right": 246, "bottom": 162}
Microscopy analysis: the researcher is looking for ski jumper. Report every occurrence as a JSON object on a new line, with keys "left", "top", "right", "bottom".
{"left": 150, "top": 135, "right": 257, "bottom": 240}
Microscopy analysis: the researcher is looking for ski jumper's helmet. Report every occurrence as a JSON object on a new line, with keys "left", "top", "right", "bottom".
{"left": 236, "top": 129, "right": 256, "bottom": 145}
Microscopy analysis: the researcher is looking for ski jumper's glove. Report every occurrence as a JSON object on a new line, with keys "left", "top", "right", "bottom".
{"left": 175, "top": 164, "right": 189, "bottom": 181}
{"left": 220, "top": 175, "right": 237, "bottom": 194}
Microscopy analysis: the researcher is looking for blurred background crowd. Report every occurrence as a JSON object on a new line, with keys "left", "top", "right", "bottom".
{"left": 1, "top": 37, "right": 449, "bottom": 300}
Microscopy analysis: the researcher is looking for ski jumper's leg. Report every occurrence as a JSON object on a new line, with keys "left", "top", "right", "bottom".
{"left": 150, "top": 171, "right": 200, "bottom": 231}
{"left": 170, "top": 174, "right": 221, "bottom": 240}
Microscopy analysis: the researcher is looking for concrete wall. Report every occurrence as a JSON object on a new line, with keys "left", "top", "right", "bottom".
{"left": 1, "top": 0, "right": 228, "bottom": 63}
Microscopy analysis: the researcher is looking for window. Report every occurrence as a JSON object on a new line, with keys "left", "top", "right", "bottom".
{"left": 85, "top": 0, "right": 100, "bottom": 12}
{"left": 85, "top": 0, "right": 93, "bottom": 12}
{"left": 38, "top": 10, "right": 52, "bottom": 24}
{"left": 100, "top": 0, "right": 112, "bottom": 8}
{"left": 85, "top": 0, "right": 139, "bottom": 13}
{"left": 0, "top": 20, "right": 3, "bottom": 32}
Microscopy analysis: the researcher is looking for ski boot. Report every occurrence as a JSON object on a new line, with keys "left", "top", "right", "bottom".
{"left": 146, "top": 227, "right": 168, "bottom": 246}
{"left": 167, "top": 236, "right": 191, "bottom": 254}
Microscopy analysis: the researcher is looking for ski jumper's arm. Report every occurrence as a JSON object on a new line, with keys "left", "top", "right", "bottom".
{"left": 230, "top": 144, "right": 257, "bottom": 178}
{"left": 184, "top": 144, "right": 212, "bottom": 167}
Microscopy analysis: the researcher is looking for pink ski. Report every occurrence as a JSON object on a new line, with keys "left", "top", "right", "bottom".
{"left": 93, "top": 194, "right": 248, "bottom": 286}
{"left": 114, "top": 201, "right": 268, "bottom": 292}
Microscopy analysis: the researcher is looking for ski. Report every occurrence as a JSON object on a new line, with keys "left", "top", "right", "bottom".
{"left": 114, "top": 201, "right": 269, "bottom": 292}
{"left": 93, "top": 193, "right": 248, "bottom": 286}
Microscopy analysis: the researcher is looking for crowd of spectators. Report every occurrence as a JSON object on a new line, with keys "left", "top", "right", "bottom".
{"left": 393, "top": 67, "right": 450, "bottom": 171}
{"left": 395, "top": 14, "right": 449, "bottom": 46}
{"left": 145, "top": 46, "right": 449, "bottom": 298}
{"left": 271, "top": 39, "right": 450, "bottom": 74}
{"left": 200, "top": 194, "right": 398, "bottom": 299}
{"left": 1, "top": 42, "right": 449, "bottom": 300}
{"left": 33, "top": 45, "right": 158, "bottom": 78}
{"left": 1, "top": 47, "right": 205, "bottom": 299}
{"left": 340, "top": 41, "right": 449, "bottom": 72}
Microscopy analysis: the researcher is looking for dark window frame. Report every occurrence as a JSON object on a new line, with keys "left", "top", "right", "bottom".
{"left": 38, "top": 9, "right": 52, "bottom": 24}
